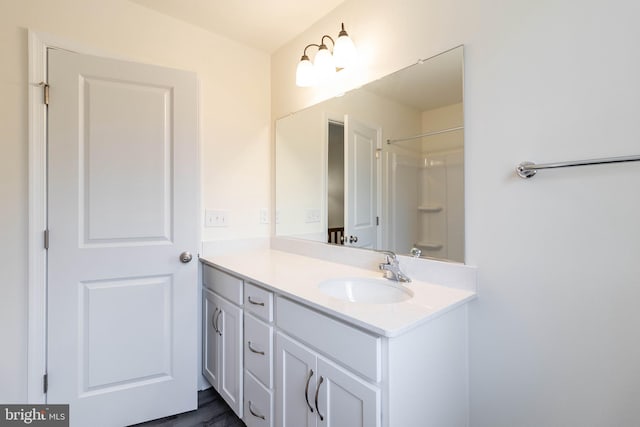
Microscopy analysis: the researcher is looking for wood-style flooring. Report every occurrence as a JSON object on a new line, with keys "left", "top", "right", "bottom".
{"left": 131, "top": 388, "right": 245, "bottom": 427}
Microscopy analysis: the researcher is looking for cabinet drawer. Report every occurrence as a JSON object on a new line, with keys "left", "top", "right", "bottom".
{"left": 276, "top": 297, "right": 381, "bottom": 382}
{"left": 244, "top": 282, "right": 273, "bottom": 322}
{"left": 245, "top": 313, "right": 273, "bottom": 388}
{"left": 203, "top": 264, "right": 243, "bottom": 305}
{"left": 244, "top": 371, "right": 273, "bottom": 427}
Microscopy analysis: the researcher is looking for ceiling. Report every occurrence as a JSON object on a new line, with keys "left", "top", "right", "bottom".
{"left": 130, "top": 0, "right": 346, "bottom": 53}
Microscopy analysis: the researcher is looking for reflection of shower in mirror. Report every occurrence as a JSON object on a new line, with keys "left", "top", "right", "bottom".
{"left": 387, "top": 103, "right": 464, "bottom": 262}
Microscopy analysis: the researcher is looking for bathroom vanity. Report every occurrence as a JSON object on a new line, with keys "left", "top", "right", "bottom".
{"left": 201, "top": 249, "right": 475, "bottom": 427}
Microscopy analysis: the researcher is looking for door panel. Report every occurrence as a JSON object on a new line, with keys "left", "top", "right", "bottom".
{"left": 47, "top": 48, "right": 198, "bottom": 426}
{"left": 83, "top": 276, "right": 171, "bottom": 391}
{"left": 82, "top": 77, "right": 172, "bottom": 243}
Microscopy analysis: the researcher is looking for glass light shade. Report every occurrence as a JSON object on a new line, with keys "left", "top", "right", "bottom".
{"left": 296, "top": 57, "right": 315, "bottom": 87}
{"left": 313, "top": 46, "right": 336, "bottom": 84}
{"left": 333, "top": 34, "right": 357, "bottom": 69}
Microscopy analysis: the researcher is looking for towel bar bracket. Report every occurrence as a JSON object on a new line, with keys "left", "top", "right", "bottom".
{"left": 516, "top": 161, "right": 537, "bottom": 179}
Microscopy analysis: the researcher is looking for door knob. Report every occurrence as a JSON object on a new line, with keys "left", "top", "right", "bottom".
{"left": 179, "top": 251, "right": 193, "bottom": 263}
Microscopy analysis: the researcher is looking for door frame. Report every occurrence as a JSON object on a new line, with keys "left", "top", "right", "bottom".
{"left": 27, "top": 30, "right": 202, "bottom": 404}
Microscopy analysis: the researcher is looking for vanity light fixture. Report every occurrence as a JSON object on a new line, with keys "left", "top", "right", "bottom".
{"left": 295, "top": 23, "right": 357, "bottom": 87}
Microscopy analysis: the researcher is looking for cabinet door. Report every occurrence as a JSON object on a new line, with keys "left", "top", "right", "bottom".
{"left": 218, "top": 296, "right": 243, "bottom": 417}
{"left": 276, "top": 333, "right": 317, "bottom": 427}
{"left": 317, "top": 357, "right": 381, "bottom": 427}
{"left": 202, "top": 289, "right": 220, "bottom": 388}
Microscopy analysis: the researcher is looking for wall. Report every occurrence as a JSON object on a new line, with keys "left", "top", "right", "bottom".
{"left": 0, "top": 0, "right": 270, "bottom": 402}
{"left": 272, "top": 0, "right": 640, "bottom": 425}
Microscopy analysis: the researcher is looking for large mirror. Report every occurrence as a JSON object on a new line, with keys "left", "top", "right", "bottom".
{"left": 275, "top": 46, "right": 464, "bottom": 263}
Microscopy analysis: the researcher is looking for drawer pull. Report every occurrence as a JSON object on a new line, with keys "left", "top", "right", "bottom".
{"left": 304, "top": 369, "right": 314, "bottom": 413}
{"left": 215, "top": 310, "right": 222, "bottom": 336}
{"left": 248, "top": 401, "right": 266, "bottom": 420}
{"left": 248, "top": 296, "right": 265, "bottom": 306}
{"left": 315, "top": 375, "right": 324, "bottom": 420}
{"left": 212, "top": 308, "right": 219, "bottom": 333}
{"left": 248, "top": 341, "right": 265, "bottom": 355}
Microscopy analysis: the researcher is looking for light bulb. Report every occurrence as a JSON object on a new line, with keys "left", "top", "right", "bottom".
{"left": 296, "top": 55, "right": 315, "bottom": 87}
{"left": 313, "top": 44, "right": 336, "bottom": 84}
{"left": 333, "top": 24, "right": 357, "bottom": 69}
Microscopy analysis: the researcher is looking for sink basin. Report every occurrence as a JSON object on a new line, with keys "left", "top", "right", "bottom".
{"left": 318, "top": 277, "right": 413, "bottom": 304}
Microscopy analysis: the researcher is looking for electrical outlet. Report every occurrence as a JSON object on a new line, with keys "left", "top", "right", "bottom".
{"left": 205, "top": 209, "right": 229, "bottom": 227}
{"left": 259, "top": 208, "right": 269, "bottom": 224}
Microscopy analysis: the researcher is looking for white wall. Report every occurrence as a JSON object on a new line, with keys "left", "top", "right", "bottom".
{"left": 0, "top": 0, "right": 270, "bottom": 403}
{"left": 272, "top": 0, "right": 640, "bottom": 425}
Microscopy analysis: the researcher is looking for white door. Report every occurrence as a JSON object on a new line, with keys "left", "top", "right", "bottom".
{"left": 344, "top": 116, "right": 379, "bottom": 249}
{"left": 316, "top": 358, "right": 380, "bottom": 427}
{"left": 276, "top": 333, "right": 317, "bottom": 427}
{"left": 47, "top": 48, "right": 199, "bottom": 426}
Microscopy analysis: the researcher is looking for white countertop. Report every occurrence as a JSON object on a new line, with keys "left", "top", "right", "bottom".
{"left": 200, "top": 249, "right": 476, "bottom": 338}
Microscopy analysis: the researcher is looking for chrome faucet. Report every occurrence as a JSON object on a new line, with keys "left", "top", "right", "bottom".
{"left": 378, "top": 251, "right": 411, "bottom": 283}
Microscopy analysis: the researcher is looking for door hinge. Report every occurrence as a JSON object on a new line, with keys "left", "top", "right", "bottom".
{"left": 43, "top": 373, "right": 48, "bottom": 394}
{"left": 375, "top": 148, "right": 382, "bottom": 159}
{"left": 44, "top": 229, "right": 49, "bottom": 250}
{"left": 42, "top": 83, "right": 50, "bottom": 105}
{"left": 376, "top": 216, "right": 380, "bottom": 226}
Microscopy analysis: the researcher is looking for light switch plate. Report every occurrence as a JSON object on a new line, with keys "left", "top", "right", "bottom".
{"left": 259, "top": 208, "right": 269, "bottom": 224}
{"left": 205, "top": 210, "right": 229, "bottom": 227}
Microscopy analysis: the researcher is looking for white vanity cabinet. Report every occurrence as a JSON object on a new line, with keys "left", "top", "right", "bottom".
{"left": 201, "top": 254, "right": 472, "bottom": 427}
{"left": 202, "top": 267, "right": 244, "bottom": 417}
{"left": 276, "top": 332, "right": 380, "bottom": 427}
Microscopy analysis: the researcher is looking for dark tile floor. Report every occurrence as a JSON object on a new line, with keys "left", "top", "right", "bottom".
{"left": 131, "top": 388, "right": 244, "bottom": 427}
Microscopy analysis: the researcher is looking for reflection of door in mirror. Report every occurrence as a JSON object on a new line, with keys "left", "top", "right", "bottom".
{"left": 327, "top": 119, "right": 380, "bottom": 249}
{"left": 344, "top": 116, "right": 380, "bottom": 249}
